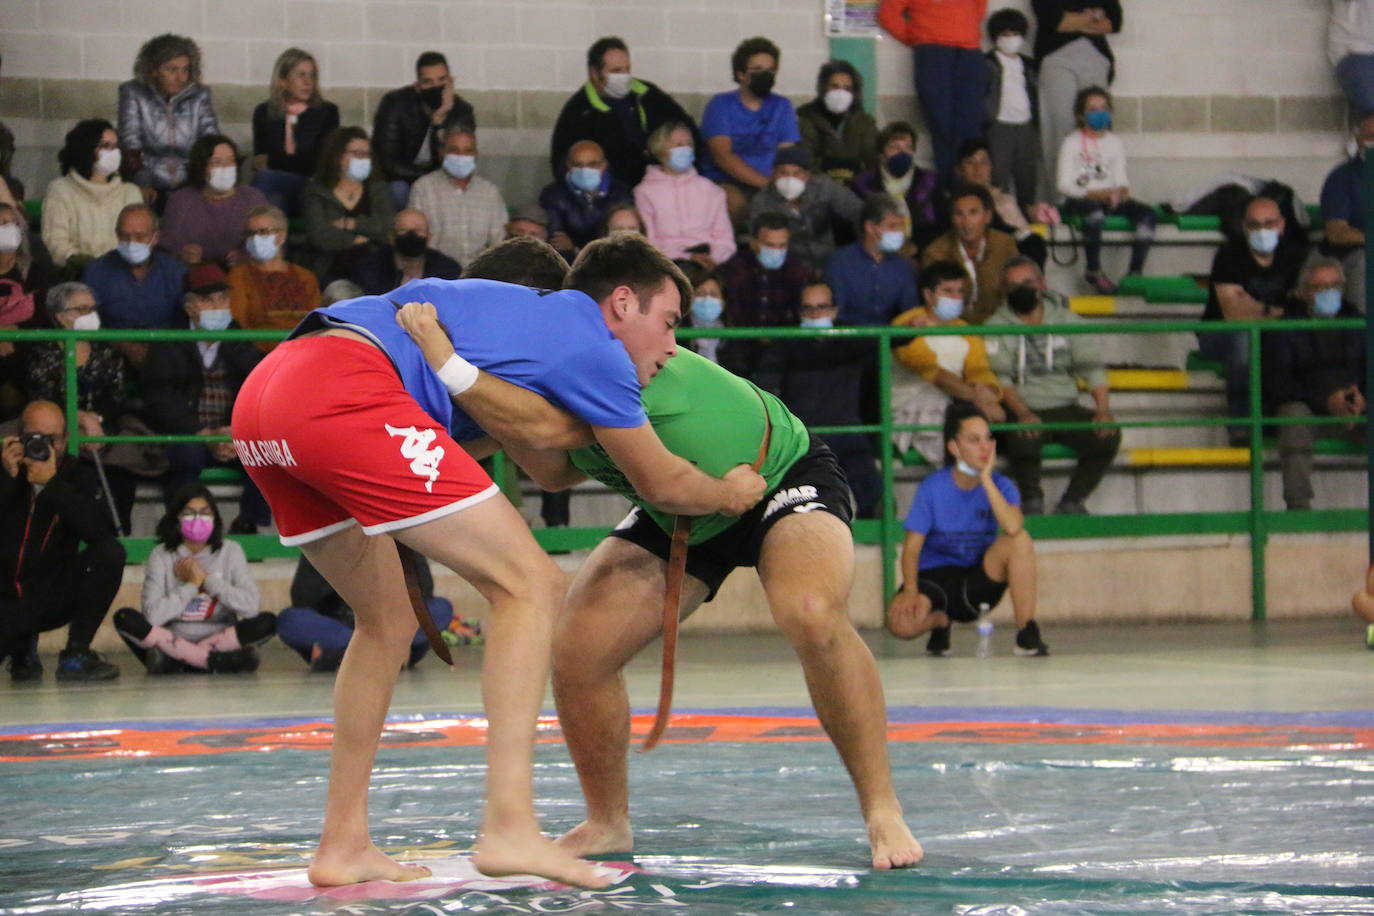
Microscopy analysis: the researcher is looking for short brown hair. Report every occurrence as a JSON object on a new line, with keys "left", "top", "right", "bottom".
{"left": 731, "top": 37, "right": 780, "bottom": 77}
{"left": 462, "top": 237, "right": 569, "bottom": 290}
{"left": 565, "top": 232, "right": 691, "bottom": 316}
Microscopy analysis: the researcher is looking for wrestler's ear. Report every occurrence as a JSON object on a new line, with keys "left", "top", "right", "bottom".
{"left": 610, "top": 284, "right": 638, "bottom": 318}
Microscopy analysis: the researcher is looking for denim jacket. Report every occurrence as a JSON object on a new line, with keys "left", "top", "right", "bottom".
{"left": 117, "top": 79, "right": 219, "bottom": 189}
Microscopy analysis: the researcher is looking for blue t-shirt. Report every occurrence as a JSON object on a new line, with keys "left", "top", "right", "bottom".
{"left": 904, "top": 466, "right": 1020, "bottom": 570}
{"left": 1320, "top": 157, "right": 1363, "bottom": 231}
{"left": 699, "top": 91, "right": 802, "bottom": 182}
{"left": 293, "top": 278, "right": 647, "bottom": 441}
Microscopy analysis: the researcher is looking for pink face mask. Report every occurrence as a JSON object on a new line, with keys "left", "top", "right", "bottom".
{"left": 180, "top": 515, "right": 214, "bottom": 542}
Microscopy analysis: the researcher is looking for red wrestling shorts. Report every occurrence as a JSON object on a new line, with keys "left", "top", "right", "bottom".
{"left": 230, "top": 335, "right": 498, "bottom": 545}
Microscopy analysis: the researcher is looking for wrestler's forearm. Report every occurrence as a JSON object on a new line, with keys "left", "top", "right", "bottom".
{"left": 455, "top": 374, "right": 594, "bottom": 451}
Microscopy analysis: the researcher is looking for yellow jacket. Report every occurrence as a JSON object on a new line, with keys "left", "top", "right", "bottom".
{"left": 891, "top": 306, "right": 1001, "bottom": 394}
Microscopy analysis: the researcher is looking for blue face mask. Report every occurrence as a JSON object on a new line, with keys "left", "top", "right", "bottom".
{"left": 346, "top": 156, "right": 372, "bottom": 182}
{"left": 198, "top": 308, "right": 232, "bottom": 331}
{"left": 118, "top": 240, "right": 151, "bottom": 265}
{"left": 800, "top": 316, "right": 834, "bottom": 329}
{"left": 691, "top": 296, "right": 723, "bottom": 324}
{"left": 1313, "top": 288, "right": 1343, "bottom": 316}
{"left": 443, "top": 154, "right": 476, "bottom": 179}
{"left": 1248, "top": 228, "right": 1280, "bottom": 254}
{"left": 667, "top": 146, "right": 695, "bottom": 172}
{"left": 569, "top": 167, "right": 603, "bottom": 193}
{"left": 1084, "top": 109, "right": 1113, "bottom": 132}
{"left": 933, "top": 296, "right": 964, "bottom": 321}
{"left": 757, "top": 245, "right": 787, "bottom": 270}
{"left": 879, "top": 230, "right": 905, "bottom": 254}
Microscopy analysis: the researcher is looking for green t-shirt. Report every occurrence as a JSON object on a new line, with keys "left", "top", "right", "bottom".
{"left": 569, "top": 349, "right": 811, "bottom": 544}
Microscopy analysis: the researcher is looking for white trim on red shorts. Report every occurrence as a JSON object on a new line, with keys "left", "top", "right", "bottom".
{"left": 278, "top": 517, "right": 359, "bottom": 547}
{"left": 358, "top": 483, "right": 501, "bottom": 536}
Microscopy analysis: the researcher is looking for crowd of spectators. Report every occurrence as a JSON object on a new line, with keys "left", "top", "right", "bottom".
{"left": 1, "top": 3, "right": 1371, "bottom": 677}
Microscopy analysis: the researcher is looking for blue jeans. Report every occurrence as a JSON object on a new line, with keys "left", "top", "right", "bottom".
{"left": 249, "top": 169, "right": 308, "bottom": 217}
{"left": 277, "top": 597, "right": 454, "bottom": 668}
{"left": 1197, "top": 329, "right": 1250, "bottom": 421}
{"left": 1337, "top": 53, "right": 1374, "bottom": 118}
{"left": 388, "top": 180, "right": 412, "bottom": 211}
{"left": 913, "top": 44, "right": 987, "bottom": 184}
{"left": 1061, "top": 197, "right": 1157, "bottom": 274}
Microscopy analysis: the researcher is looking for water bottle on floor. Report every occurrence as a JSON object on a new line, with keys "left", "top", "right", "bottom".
{"left": 976, "top": 609, "right": 994, "bottom": 658}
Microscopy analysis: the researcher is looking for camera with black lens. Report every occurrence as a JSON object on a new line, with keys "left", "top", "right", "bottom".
{"left": 20, "top": 432, "right": 53, "bottom": 463}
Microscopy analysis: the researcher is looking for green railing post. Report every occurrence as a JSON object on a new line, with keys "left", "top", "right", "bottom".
{"left": 1247, "top": 326, "right": 1267, "bottom": 621}
{"left": 877, "top": 336, "right": 897, "bottom": 610}
{"left": 62, "top": 330, "right": 79, "bottom": 454}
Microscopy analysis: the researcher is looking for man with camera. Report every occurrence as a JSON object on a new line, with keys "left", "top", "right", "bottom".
{"left": 1, "top": 400, "right": 124, "bottom": 682}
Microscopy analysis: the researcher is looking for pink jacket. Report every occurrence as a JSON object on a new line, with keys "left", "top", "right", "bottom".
{"left": 634, "top": 165, "right": 736, "bottom": 265}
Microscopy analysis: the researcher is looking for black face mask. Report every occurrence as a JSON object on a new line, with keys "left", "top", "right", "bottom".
{"left": 884, "top": 152, "right": 914, "bottom": 178}
{"left": 394, "top": 231, "right": 428, "bottom": 259}
{"left": 418, "top": 85, "right": 445, "bottom": 110}
{"left": 1007, "top": 284, "right": 1041, "bottom": 315}
{"left": 746, "top": 71, "right": 775, "bottom": 98}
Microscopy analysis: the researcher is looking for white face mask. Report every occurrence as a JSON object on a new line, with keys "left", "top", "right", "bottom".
{"left": 602, "top": 71, "right": 633, "bottom": 99}
{"left": 95, "top": 148, "right": 122, "bottom": 176}
{"left": 246, "top": 233, "right": 280, "bottom": 262}
{"left": 0, "top": 223, "right": 21, "bottom": 253}
{"left": 207, "top": 165, "right": 237, "bottom": 193}
{"left": 996, "top": 35, "right": 1025, "bottom": 56}
{"left": 72, "top": 311, "right": 101, "bottom": 331}
{"left": 823, "top": 88, "right": 853, "bottom": 115}
{"left": 775, "top": 175, "right": 806, "bottom": 201}
{"left": 956, "top": 459, "right": 980, "bottom": 477}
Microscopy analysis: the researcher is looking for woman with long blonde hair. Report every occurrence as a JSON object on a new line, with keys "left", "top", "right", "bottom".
{"left": 250, "top": 48, "right": 340, "bottom": 216}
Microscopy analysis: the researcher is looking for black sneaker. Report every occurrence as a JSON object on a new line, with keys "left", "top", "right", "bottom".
{"left": 56, "top": 648, "right": 120, "bottom": 681}
{"left": 926, "top": 625, "right": 952, "bottom": 658}
{"left": 228, "top": 516, "right": 257, "bottom": 536}
{"left": 144, "top": 646, "right": 185, "bottom": 675}
{"left": 207, "top": 647, "right": 260, "bottom": 674}
{"left": 8, "top": 635, "right": 42, "bottom": 683}
{"left": 1014, "top": 621, "right": 1050, "bottom": 657}
{"left": 1021, "top": 495, "right": 1045, "bottom": 516}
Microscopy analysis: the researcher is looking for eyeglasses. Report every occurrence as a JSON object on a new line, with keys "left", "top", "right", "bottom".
{"left": 244, "top": 227, "right": 280, "bottom": 237}
{"left": 62, "top": 304, "right": 98, "bottom": 316}
{"left": 178, "top": 510, "right": 214, "bottom": 521}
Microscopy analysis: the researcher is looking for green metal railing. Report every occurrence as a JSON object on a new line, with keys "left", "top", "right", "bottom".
{"left": 3, "top": 317, "right": 1365, "bottom": 621}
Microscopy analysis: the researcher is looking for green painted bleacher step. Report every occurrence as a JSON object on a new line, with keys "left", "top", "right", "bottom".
{"left": 1061, "top": 206, "right": 1174, "bottom": 233}
{"left": 1115, "top": 274, "right": 1208, "bottom": 305}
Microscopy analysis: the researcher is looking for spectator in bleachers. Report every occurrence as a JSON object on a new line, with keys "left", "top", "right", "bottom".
{"left": 755, "top": 279, "right": 881, "bottom": 517}
{"left": 886, "top": 401, "right": 1048, "bottom": 656}
{"left": 320, "top": 278, "right": 362, "bottom": 307}
{"left": 407, "top": 130, "right": 506, "bottom": 269}
{"left": 540, "top": 140, "right": 633, "bottom": 256}
{"left": 796, "top": 60, "right": 879, "bottom": 185}
{"left": 82, "top": 203, "right": 187, "bottom": 369}
{"left": 112, "top": 484, "right": 275, "bottom": 674}
{"left": 985, "top": 256, "right": 1119, "bottom": 515}
{"left": 877, "top": 0, "right": 988, "bottom": 185}
{"left": 346, "top": 208, "right": 462, "bottom": 296}
{"left": 1033, "top": 1, "right": 1122, "bottom": 174}
{"left": 42, "top": 119, "right": 144, "bottom": 273}
{"left": 954, "top": 138, "right": 1052, "bottom": 269}
{"left": 251, "top": 48, "right": 339, "bottom": 216}
{"left": 505, "top": 203, "right": 551, "bottom": 244}
{"left": 0, "top": 203, "right": 54, "bottom": 418}
{"left": 300, "top": 127, "right": 394, "bottom": 279}
{"left": 1201, "top": 195, "right": 1306, "bottom": 442}
{"left": 159, "top": 134, "right": 268, "bottom": 268}
{"left": 1266, "top": 257, "right": 1365, "bottom": 511}
{"left": 1, "top": 399, "right": 124, "bottom": 682}
{"left": 678, "top": 261, "right": 727, "bottom": 364}
{"left": 635, "top": 122, "right": 736, "bottom": 270}
{"left": 118, "top": 34, "right": 219, "bottom": 195}
{"left": 1056, "top": 86, "right": 1154, "bottom": 294}
{"left": 891, "top": 260, "right": 1005, "bottom": 464}
{"left": 923, "top": 184, "right": 1017, "bottom": 324}
{"left": 278, "top": 553, "right": 453, "bottom": 671}
{"left": 984, "top": 9, "right": 1040, "bottom": 213}
{"left": 700, "top": 37, "right": 802, "bottom": 225}
{"left": 141, "top": 265, "right": 269, "bottom": 533}
{"left": 825, "top": 192, "right": 919, "bottom": 327}
{"left": 1330, "top": 0, "right": 1374, "bottom": 118}
{"left": 602, "top": 202, "right": 647, "bottom": 235}
{"left": 851, "top": 122, "right": 941, "bottom": 253}
{"left": 717, "top": 212, "right": 808, "bottom": 378}
{"left": 1320, "top": 112, "right": 1374, "bottom": 308}
{"left": 550, "top": 37, "right": 701, "bottom": 189}
{"left": 228, "top": 205, "right": 320, "bottom": 352}
{"left": 373, "top": 51, "right": 476, "bottom": 209}
{"left": 0, "top": 121, "right": 22, "bottom": 213}
{"left": 748, "top": 146, "right": 864, "bottom": 271}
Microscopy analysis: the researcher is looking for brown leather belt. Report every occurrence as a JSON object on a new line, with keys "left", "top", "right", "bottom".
{"left": 640, "top": 395, "right": 773, "bottom": 752}
{"left": 398, "top": 541, "right": 453, "bottom": 666}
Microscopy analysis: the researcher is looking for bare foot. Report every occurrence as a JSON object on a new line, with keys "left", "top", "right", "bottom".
{"left": 555, "top": 818, "right": 634, "bottom": 858}
{"left": 867, "top": 810, "right": 923, "bottom": 869}
{"left": 308, "top": 842, "right": 432, "bottom": 886}
{"left": 474, "top": 827, "right": 611, "bottom": 889}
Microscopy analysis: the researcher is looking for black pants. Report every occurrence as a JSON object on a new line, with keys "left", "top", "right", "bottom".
{"left": 1001, "top": 404, "right": 1121, "bottom": 505}
{"left": 0, "top": 540, "right": 126, "bottom": 651}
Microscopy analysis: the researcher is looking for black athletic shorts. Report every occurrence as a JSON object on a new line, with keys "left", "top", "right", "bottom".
{"left": 608, "top": 436, "right": 854, "bottom": 602}
{"left": 912, "top": 562, "right": 1007, "bottom": 623}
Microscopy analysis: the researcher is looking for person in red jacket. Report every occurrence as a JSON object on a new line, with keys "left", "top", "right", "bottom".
{"left": 878, "top": 0, "right": 989, "bottom": 185}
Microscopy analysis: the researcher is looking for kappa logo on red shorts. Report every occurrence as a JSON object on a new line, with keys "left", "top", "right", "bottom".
{"left": 385, "top": 424, "right": 444, "bottom": 492}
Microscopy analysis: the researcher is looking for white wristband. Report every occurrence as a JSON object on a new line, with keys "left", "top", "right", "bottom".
{"left": 436, "top": 352, "right": 479, "bottom": 396}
